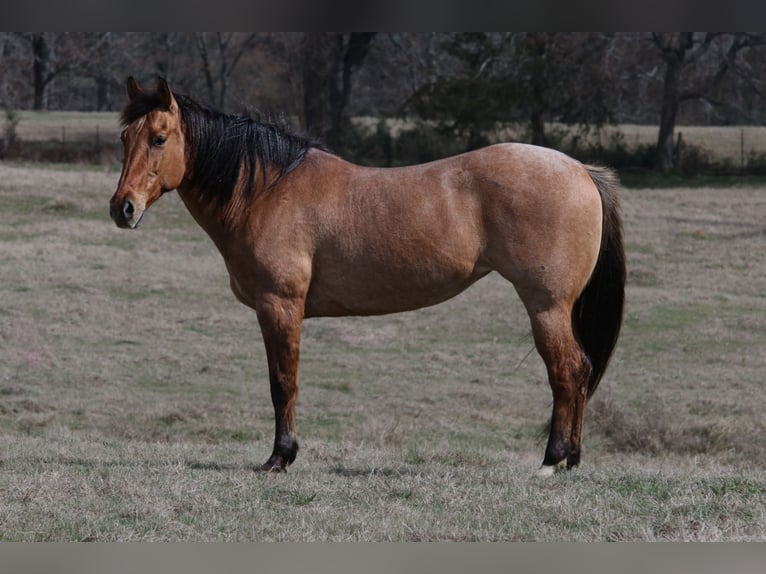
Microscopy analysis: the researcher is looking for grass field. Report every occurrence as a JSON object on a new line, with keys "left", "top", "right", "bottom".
{"left": 1, "top": 159, "right": 766, "bottom": 541}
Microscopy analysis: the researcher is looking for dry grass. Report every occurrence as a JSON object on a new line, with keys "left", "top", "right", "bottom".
{"left": 2, "top": 161, "right": 766, "bottom": 540}
{"left": 10, "top": 111, "right": 120, "bottom": 143}
{"left": 4, "top": 433, "right": 766, "bottom": 542}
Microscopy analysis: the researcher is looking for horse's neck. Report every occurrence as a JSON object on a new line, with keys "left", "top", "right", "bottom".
{"left": 176, "top": 183, "right": 241, "bottom": 256}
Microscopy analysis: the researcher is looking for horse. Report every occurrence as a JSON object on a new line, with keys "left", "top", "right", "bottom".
{"left": 109, "top": 77, "right": 625, "bottom": 476}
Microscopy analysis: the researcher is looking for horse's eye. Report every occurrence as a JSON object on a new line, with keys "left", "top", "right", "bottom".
{"left": 152, "top": 135, "right": 167, "bottom": 147}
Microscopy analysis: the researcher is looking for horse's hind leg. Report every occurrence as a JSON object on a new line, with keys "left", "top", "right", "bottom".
{"left": 527, "top": 304, "right": 592, "bottom": 476}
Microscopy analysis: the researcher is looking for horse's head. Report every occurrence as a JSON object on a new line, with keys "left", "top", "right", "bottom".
{"left": 110, "top": 77, "right": 186, "bottom": 228}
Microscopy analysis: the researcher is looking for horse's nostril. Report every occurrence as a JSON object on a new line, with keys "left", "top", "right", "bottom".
{"left": 123, "top": 199, "right": 136, "bottom": 219}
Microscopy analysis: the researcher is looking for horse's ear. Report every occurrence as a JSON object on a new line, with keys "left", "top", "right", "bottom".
{"left": 126, "top": 76, "right": 141, "bottom": 101}
{"left": 156, "top": 77, "right": 176, "bottom": 110}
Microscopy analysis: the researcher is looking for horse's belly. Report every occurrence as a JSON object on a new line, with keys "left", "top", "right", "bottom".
{"left": 303, "top": 258, "right": 491, "bottom": 318}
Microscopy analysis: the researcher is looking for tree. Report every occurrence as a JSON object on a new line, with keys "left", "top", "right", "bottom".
{"left": 408, "top": 33, "right": 614, "bottom": 150}
{"left": 650, "top": 32, "right": 766, "bottom": 171}
{"left": 407, "top": 33, "right": 512, "bottom": 149}
{"left": 0, "top": 33, "right": 26, "bottom": 109}
{"left": 10, "top": 32, "right": 145, "bottom": 110}
{"left": 510, "top": 33, "right": 614, "bottom": 146}
{"left": 301, "top": 33, "right": 376, "bottom": 148}
{"left": 75, "top": 33, "right": 141, "bottom": 111}
{"left": 195, "top": 33, "right": 260, "bottom": 109}
{"left": 23, "top": 32, "right": 70, "bottom": 110}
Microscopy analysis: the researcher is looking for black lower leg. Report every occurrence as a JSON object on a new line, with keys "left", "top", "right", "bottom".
{"left": 542, "top": 427, "right": 569, "bottom": 467}
{"left": 262, "top": 434, "right": 299, "bottom": 471}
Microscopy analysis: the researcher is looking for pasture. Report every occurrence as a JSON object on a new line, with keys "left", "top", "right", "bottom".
{"left": 1, "top": 159, "right": 766, "bottom": 541}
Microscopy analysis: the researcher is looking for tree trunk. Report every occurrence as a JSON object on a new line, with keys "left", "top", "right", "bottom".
{"left": 327, "top": 33, "right": 375, "bottom": 147}
{"left": 657, "top": 56, "right": 682, "bottom": 172}
{"left": 527, "top": 33, "right": 548, "bottom": 147}
{"left": 301, "top": 33, "right": 330, "bottom": 136}
{"left": 529, "top": 74, "right": 547, "bottom": 146}
{"left": 302, "top": 33, "right": 375, "bottom": 148}
{"left": 95, "top": 75, "right": 110, "bottom": 111}
{"left": 32, "top": 34, "right": 50, "bottom": 110}
{"left": 196, "top": 33, "right": 217, "bottom": 105}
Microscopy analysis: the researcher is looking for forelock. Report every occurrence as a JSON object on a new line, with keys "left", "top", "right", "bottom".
{"left": 120, "top": 92, "right": 169, "bottom": 128}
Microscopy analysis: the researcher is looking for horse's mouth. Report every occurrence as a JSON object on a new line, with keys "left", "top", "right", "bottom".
{"left": 126, "top": 210, "right": 145, "bottom": 229}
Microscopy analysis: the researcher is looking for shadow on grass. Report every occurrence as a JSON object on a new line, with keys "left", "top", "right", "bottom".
{"left": 5, "top": 451, "right": 411, "bottom": 475}
{"left": 186, "top": 460, "right": 245, "bottom": 472}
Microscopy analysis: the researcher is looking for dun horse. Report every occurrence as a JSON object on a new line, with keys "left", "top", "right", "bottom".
{"left": 110, "top": 78, "right": 625, "bottom": 476}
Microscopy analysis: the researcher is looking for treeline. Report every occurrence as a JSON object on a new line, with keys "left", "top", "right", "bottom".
{"left": 2, "top": 32, "right": 766, "bottom": 172}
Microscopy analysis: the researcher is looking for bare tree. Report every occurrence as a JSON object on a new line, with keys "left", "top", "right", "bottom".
{"left": 195, "top": 32, "right": 260, "bottom": 109}
{"left": 0, "top": 33, "right": 27, "bottom": 109}
{"left": 301, "top": 33, "right": 376, "bottom": 147}
{"left": 20, "top": 32, "right": 68, "bottom": 110}
{"left": 10, "top": 32, "right": 147, "bottom": 110}
{"left": 76, "top": 33, "right": 138, "bottom": 110}
{"left": 650, "top": 32, "right": 766, "bottom": 171}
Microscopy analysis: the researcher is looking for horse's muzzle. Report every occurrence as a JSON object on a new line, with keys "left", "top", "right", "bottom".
{"left": 110, "top": 198, "right": 143, "bottom": 229}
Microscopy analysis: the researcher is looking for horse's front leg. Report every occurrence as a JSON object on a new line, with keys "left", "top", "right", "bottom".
{"left": 255, "top": 295, "right": 304, "bottom": 472}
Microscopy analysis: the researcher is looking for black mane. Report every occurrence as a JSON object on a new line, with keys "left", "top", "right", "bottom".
{"left": 121, "top": 92, "right": 323, "bottom": 205}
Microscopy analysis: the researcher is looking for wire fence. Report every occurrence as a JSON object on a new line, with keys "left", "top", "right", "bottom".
{"left": 3, "top": 111, "right": 766, "bottom": 172}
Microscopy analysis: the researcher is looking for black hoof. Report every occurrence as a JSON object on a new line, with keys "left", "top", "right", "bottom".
{"left": 566, "top": 452, "right": 581, "bottom": 468}
{"left": 258, "top": 438, "right": 299, "bottom": 472}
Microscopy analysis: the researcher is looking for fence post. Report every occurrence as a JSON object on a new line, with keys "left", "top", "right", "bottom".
{"left": 675, "top": 131, "right": 683, "bottom": 167}
{"left": 741, "top": 127, "right": 745, "bottom": 170}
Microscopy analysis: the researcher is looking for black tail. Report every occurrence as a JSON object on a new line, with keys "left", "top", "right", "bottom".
{"left": 573, "top": 166, "right": 626, "bottom": 398}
